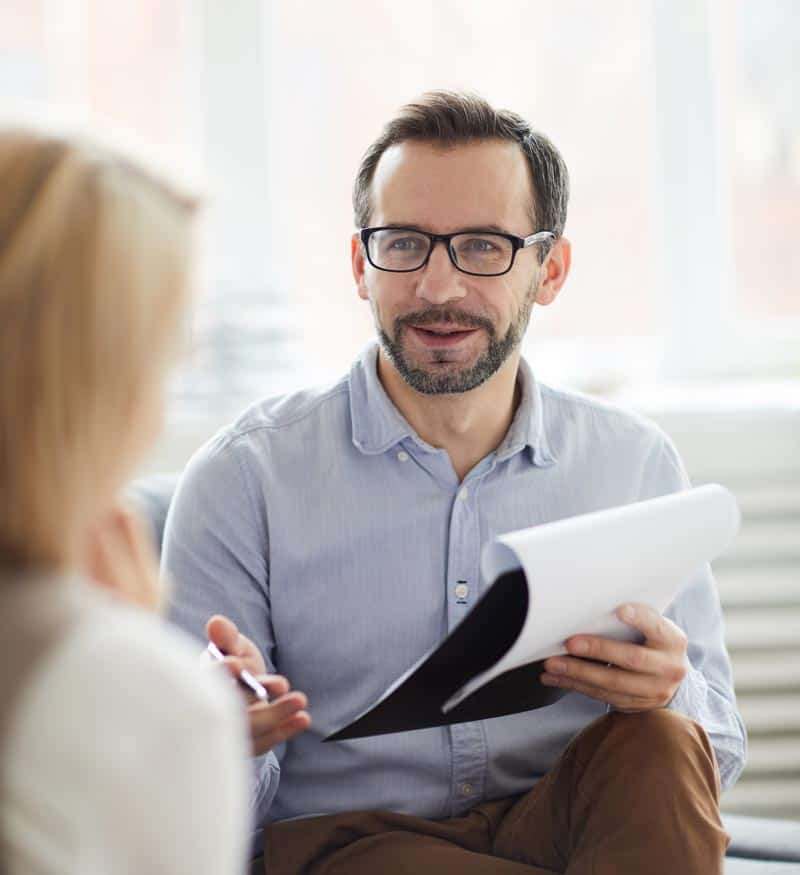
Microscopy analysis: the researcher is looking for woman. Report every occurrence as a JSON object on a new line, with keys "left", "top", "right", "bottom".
{"left": 0, "top": 121, "right": 309, "bottom": 873}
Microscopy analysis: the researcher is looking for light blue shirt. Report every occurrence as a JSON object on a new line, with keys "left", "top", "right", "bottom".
{"left": 164, "top": 340, "right": 746, "bottom": 833}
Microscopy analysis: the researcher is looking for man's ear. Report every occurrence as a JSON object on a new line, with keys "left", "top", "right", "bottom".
{"left": 534, "top": 237, "right": 571, "bottom": 306}
{"left": 351, "top": 233, "right": 369, "bottom": 301}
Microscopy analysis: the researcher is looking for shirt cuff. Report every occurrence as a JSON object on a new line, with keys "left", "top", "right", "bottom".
{"left": 666, "top": 664, "right": 707, "bottom": 717}
{"left": 249, "top": 751, "right": 280, "bottom": 853}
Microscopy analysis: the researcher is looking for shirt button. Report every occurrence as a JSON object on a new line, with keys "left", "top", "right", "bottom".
{"left": 455, "top": 582, "right": 469, "bottom": 600}
{"left": 397, "top": 451, "right": 409, "bottom": 462}
{"left": 459, "top": 783, "right": 473, "bottom": 796}
{"left": 458, "top": 487, "right": 469, "bottom": 501}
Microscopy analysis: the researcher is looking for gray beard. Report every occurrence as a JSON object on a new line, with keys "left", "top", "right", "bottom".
{"left": 374, "top": 287, "right": 536, "bottom": 395}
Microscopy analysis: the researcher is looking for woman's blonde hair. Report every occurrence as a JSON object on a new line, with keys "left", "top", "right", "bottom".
{"left": 0, "top": 120, "right": 199, "bottom": 570}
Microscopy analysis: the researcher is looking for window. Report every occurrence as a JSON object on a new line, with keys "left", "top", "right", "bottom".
{"left": 726, "top": 0, "right": 800, "bottom": 379}
{"left": 2, "top": 0, "right": 797, "bottom": 417}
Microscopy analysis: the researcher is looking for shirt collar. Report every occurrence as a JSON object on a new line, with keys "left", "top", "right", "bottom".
{"left": 349, "top": 342, "right": 415, "bottom": 455}
{"left": 349, "top": 339, "right": 556, "bottom": 467}
{"left": 496, "top": 354, "right": 556, "bottom": 467}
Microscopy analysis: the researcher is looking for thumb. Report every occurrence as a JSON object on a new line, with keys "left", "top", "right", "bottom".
{"left": 206, "top": 614, "right": 241, "bottom": 655}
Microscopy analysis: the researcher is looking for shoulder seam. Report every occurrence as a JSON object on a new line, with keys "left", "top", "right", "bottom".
{"left": 213, "top": 382, "right": 350, "bottom": 454}
{"left": 539, "top": 382, "right": 619, "bottom": 413}
{"left": 539, "top": 384, "right": 660, "bottom": 429}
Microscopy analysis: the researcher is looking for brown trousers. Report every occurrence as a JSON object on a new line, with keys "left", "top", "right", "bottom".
{"left": 258, "top": 709, "right": 729, "bottom": 875}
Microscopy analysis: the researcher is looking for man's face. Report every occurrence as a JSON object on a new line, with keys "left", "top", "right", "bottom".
{"left": 353, "top": 139, "right": 542, "bottom": 395}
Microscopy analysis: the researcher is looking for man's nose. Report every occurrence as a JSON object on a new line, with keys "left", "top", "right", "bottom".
{"left": 415, "top": 240, "right": 468, "bottom": 305}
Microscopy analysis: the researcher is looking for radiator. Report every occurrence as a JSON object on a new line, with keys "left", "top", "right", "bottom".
{"left": 648, "top": 404, "right": 800, "bottom": 820}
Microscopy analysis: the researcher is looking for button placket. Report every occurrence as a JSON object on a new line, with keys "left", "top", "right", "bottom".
{"left": 446, "top": 477, "right": 487, "bottom": 815}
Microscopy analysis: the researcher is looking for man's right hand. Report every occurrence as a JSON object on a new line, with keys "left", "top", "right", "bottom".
{"left": 206, "top": 615, "right": 311, "bottom": 757}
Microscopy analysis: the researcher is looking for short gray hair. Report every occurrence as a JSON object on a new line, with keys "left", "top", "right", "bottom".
{"left": 353, "top": 91, "right": 569, "bottom": 262}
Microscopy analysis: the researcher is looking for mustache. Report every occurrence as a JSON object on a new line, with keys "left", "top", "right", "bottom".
{"left": 395, "top": 308, "right": 493, "bottom": 333}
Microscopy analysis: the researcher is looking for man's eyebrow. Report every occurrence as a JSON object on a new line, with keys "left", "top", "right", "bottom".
{"left": 381, "top": 222, "right": 513, "bottom": 234}
{"left": 381, "top": 223, "right": 426, "bottom": 231}
{"left": 462, "top": 223, "right": 509, "bottom": 234}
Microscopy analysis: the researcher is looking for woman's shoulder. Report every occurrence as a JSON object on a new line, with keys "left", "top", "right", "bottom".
{"left": 62, "top": 590, "right": 240, "bottom": 728}
{"left": 6, "top": 581, "right": 245, "bottom": 770}
{"left": 2, "top": 578, "right": 249, "bottom": 873}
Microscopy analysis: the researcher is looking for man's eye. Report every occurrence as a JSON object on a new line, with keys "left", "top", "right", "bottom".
{"left": 388, "top": 237, "right": 424, "bottom": 250}
{"left": 462, "top": 237, "right": 496, "bottom": 252}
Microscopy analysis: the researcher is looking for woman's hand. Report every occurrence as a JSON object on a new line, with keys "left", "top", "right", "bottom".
{"left": 81, "top": 501, "right": 165, "bottom": 612}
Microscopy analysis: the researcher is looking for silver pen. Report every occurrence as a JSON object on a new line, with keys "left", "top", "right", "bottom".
{"left": 206, "top": 641, "right": 269, "bottom": 702}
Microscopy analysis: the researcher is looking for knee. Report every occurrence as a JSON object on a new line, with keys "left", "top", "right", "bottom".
{"left": 609, "top": 708, "right": 707, "bottom": 750}
{"left": 576, "top": 709, "right": 717, "bottom": 783}
{"left": 564, "top": 711, "right": 728, "bottom": 863}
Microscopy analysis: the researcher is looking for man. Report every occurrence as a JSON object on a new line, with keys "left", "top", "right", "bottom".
{"left": 165, "top": 92, "right": 746, "bottom": 874}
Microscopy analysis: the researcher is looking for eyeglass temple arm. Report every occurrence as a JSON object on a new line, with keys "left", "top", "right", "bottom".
{"left": 522, "top": 231, "right": 556, "bottom": 248}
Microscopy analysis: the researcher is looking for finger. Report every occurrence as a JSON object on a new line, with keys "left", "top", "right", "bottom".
{"left": 206, "top": 615, "right": 243, "bottom": 655}
{"left": 252, "top": 706, "right": 311, "bottom": 740}
{"left": 254, "top": 674, "right": 292, "bottom": 698}
{"left": 565, "top": 636, "right": 670, "bottom": 675}
{"left": 82, "top": 522, "right": 114, "bottom": 587}
{"left": 206, "top": 616, "right": 267, "bottom": 677}
{"left": 543, "top": 656, "right": 664, "bottom": 699}
{"left": 540, "top": 673, "right": 650, "bottom": 712}
{"left": 113, "top": 503, "right": 141, "bottom": 550}
{"left": 616, "top": 603, "right": 687, "bottom": 650}
{"left": 220, "top": 663, "right": 291, "bottom": 700}
{"left": 219, "top": 657, "right": 247, "bottom": 682}
{"left": 90, "top": 513, "right": 137, "bottom": 596}
{"left": 87, "top": 505, "right": 161, "bottom": 611}
{"left": 113, "top": 504, "right": 161, "bottom": 610}
{"left": 118, "top": 500, "right": 158, "bottom": 554}
{"left": 249, "top": 692, "right": 308, "bottom": 736}
{"left": 107, "top": 506, "right": 137, "bottom": 560}
{"left": 251, "top": 711, "right": 312, "bottom": 755}
{"left": 117, "top": 503, "right": 159, "bottom": 580}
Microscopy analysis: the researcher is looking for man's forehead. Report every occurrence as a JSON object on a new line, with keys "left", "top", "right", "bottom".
{"left": 369, "top": 139, "right": 533, "bottom": 231}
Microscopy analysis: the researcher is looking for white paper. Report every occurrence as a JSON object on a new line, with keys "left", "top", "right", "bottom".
{"left": 443, "top": 484, "right": 740, "bottom": 712}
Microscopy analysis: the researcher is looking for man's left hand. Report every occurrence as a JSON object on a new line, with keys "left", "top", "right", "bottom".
{"left": 541, "top": 603, "right": 689, "bottom": 712}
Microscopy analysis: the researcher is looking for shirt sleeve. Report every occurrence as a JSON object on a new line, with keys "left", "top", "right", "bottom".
{"left": 162, "top": 431, "right": 283, "bottom": 829}
{"left": 639, "top": 432, "right": 748, "bottom": 791}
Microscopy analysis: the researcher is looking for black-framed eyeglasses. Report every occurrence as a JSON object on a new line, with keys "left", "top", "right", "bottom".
{"left": 359, "top": 226, "right": 555, "bottom": 277}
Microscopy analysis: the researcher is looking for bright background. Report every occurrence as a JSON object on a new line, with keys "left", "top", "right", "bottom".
{"left": 2, "top": 0, "right": 798, "bottom": 426}
{"left": 2, "top": 0, "right": 799, "bottom": 820}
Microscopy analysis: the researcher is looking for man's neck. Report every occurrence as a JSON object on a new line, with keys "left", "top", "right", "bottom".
{"left": 376, "top": 348, "right": 522, "bottom": 482}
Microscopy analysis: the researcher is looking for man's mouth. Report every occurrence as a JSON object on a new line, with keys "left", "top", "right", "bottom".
{"left": 408, "top": 324, "right": 480, "bottom": 347}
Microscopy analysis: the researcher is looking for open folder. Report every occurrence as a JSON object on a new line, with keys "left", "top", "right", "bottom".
{"left": 326, "top": 484, "right": 740, "bottom": 742}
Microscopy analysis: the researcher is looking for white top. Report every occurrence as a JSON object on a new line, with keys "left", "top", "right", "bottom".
{"left": 1, "top": 591, "right": 250, "bottom": 875}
